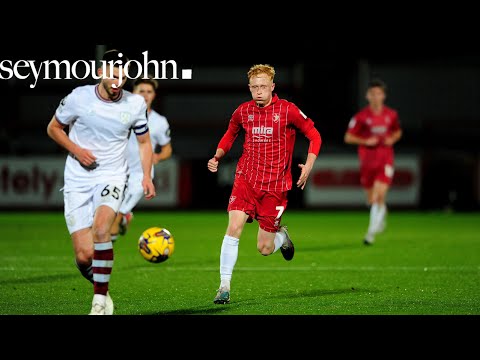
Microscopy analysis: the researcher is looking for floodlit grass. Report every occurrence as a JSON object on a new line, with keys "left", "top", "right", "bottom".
{"left": 0, "top": 211, "right": 479, "bottom": 315}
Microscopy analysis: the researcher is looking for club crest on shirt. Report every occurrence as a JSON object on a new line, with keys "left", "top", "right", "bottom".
{"left": 248, "top": 115, "right": 254, "bottom": 121}
{"left": 273, "top": 113, "right": 280, "bottom": 123}
{"left": 385, "top": 116, "right": 391, "bottom": 124}
{"left": 366, "top": 118, "right": 372, "bottom": 125}
{"left": 120, "top": 112, "right": 131, "bottom": 124}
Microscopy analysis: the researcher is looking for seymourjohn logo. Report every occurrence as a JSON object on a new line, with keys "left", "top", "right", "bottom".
{"left": 0, "top": 51, "right": 193, "bottom": 89}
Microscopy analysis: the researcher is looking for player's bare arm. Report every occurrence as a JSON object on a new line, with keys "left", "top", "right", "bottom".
{"left": 344, "top": 132, "right": 379, "bottom": 147}
{"left": 207, "top": 149, "right": 225, "bottom": 173}
{"left": 153, "top": 143, "right": 172, "bottom": 165}
{"left": 47, "top": 115, "right": 97, "bottom": 167}
{"left": 209, "top": 110, "right": 240, "bottom": 173}
{"left": 384, "top": 129, "right": 403, "bottom": 146}
{"left": 136, "top": 132, "right": 156, "bottom": 200}
{"left": 295, "top": 124, "right": 321, "bottom": 190}
{"left": 297, "top": 153, "right": 317, "bottom": 190}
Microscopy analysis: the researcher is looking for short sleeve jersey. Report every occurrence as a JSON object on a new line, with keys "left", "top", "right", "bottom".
{"left": 125, "top": 109, "right": 171, "bottom": 178}
{"left": 55, "top": 84, "right": 148, "bottom": 191}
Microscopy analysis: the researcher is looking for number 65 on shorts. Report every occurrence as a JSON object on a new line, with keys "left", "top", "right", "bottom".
{"left": 64, "top": 182, "right": 126, "bottom": 235}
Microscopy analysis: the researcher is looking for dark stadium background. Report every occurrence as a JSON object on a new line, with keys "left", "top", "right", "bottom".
{"left": 0, "top": 42, "right": 479, "bottom": 322}
{"left": 0, "top": 44, "right": 479, "bottom": 211}
{"left": 0, "top": 17, "right": 478, "bottom": 348}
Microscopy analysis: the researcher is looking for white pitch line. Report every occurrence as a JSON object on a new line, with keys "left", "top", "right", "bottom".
{"left": 0, "top": 256, "right": 71, "bottom": 261}
{"left": 0, "top": 267, "right": 73, "bottom": 272}
{"left": 132, "top": 265, "right": 480, "bottom": 272}
{"left": 0, "top": 266, "right": 478, "bottom": 272}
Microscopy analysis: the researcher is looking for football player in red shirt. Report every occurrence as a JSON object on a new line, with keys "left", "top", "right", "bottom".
{"left": 207, "top": 64, "right": 322, "bottom": 304}
{"left": 344, "top": 79, "right": 402, "bottom": 245}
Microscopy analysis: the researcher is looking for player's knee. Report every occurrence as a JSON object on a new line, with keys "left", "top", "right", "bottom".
{"left": 257, "top": 235, "right": 274, "bottom": 256}
{"left": 373, "top": 193, "right": 386, "bottom": 205}
{"left": 76, "top": 251, "right": 92, "bottom": 266}
{"left": 227, "top": 223, "right": 244, "bottom": 238}
{"left": 257, "top": 244, "right": 273, "bottom": 256}
{"left": 92, "top": 225, "right": 111, "bottom": 242}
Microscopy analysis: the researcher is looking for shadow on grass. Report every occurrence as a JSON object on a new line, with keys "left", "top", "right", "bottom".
{"left": 114, "top": 261, "right": 217, "bottom": 272}
{"left": 146, "top": 303, "right": 241, "bottom": 315}
{"left": 299, "top": 243, "right": 365, "bottom": 252}
{"left": 144, "top": 293, "right": 265, "bottom": 315}
{"left": 143, "top": 288, "right": 379, "bottom": 315}
{"left": 270, "top": 287, "right": 380, "bottom": 300}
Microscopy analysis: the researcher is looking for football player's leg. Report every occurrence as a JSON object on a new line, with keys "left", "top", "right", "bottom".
{"left": 111, "top": 178, "right": 142, "bottom": 240}
{"left": 371, "top": 164, "right": 393, "bottom": 234}
{"left": 90, "top": 205, "right": 117, "bottom": 312}
{"left": 214, "top": 181, "right": 252, "bottom": 304}
{"left": 73, "top": 229, "right": 94, "bottom": 283}
{"left": 110, "top": 213, "right": 124, "bottom": 243}
{"left": 257, "top": 227, "right": 277, "bottom": 255}
{"left": 361, "top": 168, "right": 376, "bottom": 244}
{"left": 90, "top": 182, "right": 125, "bottom": 314}
{"left": 372, "top": 180, "right": 390, "bottom": 233}
{"left": 366, "top": 188, "right": 377, "bottom": 242}
{"left": 65, "top": 190, "right": 95, "bottom": 283}
{"left": 256, "top": 191, "right": 289, "bottom": 257}
{"left": 214, "top": 210, "right": 249, "bottom": 304}
{"left": 220, "top": 210, "right": 249, "bottom": 290}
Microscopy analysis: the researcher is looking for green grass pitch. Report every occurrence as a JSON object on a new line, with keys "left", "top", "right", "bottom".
{"left": 0, "top": 211, "right": 479, "bottom": 315}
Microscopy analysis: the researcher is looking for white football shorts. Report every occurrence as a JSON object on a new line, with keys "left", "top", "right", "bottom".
{"left": 64, "top": 181, "right": 126, "bottom": 235}
{"left": 119, "top": 173, "right": 144, "bottom": 215}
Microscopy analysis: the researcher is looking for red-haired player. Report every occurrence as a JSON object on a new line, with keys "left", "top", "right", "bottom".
{"left": 207, "top": 64, "right": 322, "bottom": 304}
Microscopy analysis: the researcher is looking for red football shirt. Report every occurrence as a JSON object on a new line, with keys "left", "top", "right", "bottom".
{"left": 347, "top": 105, "right": 401, "bottom": 167}
{"left": 218, "top": 94, "right": 319, "bottom": 192}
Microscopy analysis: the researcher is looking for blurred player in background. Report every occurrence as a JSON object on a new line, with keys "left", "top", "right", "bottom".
{"left": 207, "top": 64, "right": 322, "bottom": 304}
{"left": 344, "top": 78, "right": 402, "bottom": 245}
{"left": 110, "top": 78, "right": 172, "bottom": 241}
{"left": 46, "top": 50, "right": 156, "bottom": 315}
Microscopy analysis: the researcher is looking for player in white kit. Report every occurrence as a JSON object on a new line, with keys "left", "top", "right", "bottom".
{"left": 46, "top": 50, "right": 156, "bottom": 315}
{"left": 110, "top": 78, "right": 172, "bottom": 241}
